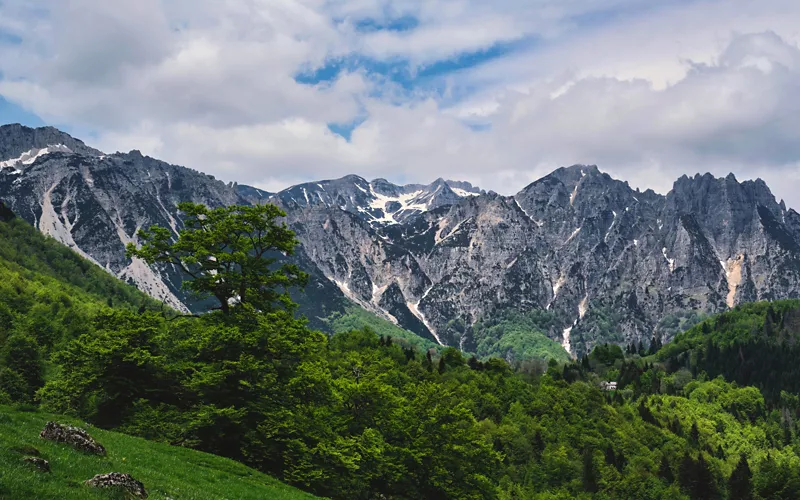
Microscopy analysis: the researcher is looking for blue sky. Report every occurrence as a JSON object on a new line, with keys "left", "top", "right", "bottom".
{"left": 2, "top": 0, "right": 800, "bottom": 206}
{"left": 0, "top": 96, "right": 44, "bottom": 127}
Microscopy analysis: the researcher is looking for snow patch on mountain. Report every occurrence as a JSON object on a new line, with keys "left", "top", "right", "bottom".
{"left": 1, "top": 144, "right": 73, "bottom": 169}
{"left": 451, "top": 187, "right": 479, "bottom": 198}
{"left": 367, "top": 185, "right": 428, "bottom": 224}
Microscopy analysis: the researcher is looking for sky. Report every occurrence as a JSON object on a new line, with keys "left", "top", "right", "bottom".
{"left": 2, "top": 1, "right": 800, "bottom": 207}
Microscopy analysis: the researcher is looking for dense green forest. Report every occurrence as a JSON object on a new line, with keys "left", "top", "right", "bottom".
{"left": 4, "top": 205, "right": 800, "bottom": 498}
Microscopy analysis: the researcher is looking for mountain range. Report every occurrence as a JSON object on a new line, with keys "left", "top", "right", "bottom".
{"left": 2, "top": 123, "right": 800, "bottom": 359}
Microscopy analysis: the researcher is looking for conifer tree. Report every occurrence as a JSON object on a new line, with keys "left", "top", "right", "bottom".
{"left": 658, "top": 455, "right": 674, "bottom": 484}
{"left": 604, "top": 445, "right": 617, "bottom": 468}
{"left": 582, "top": 448, "right": 599, "bottom": 493}
{"left": 728, "top": 454, "right": 753, "bottom": 500}
{"left": 533, "top": 430, "right": 545, "bottom": 458}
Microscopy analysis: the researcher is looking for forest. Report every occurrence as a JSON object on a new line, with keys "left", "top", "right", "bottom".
{"left": 2, "top": 205, "right": 800, "bottom": 499}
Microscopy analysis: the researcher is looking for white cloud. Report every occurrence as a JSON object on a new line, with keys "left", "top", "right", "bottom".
{"left": 3, "top": 0, "right": 800, "bottom": 208}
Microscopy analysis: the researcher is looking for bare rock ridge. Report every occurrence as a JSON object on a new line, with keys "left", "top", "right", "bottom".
{"left": 3, "top": 123, "right": 800, "bottom": 358}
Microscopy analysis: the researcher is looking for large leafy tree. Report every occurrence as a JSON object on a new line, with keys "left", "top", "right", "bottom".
{"left": 127, "top": 202, "right": 307, "bottom": 314}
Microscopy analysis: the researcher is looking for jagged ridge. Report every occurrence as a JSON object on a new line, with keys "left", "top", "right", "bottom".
{"left": 3, "top": 124, "right": 800, "bottom": 359}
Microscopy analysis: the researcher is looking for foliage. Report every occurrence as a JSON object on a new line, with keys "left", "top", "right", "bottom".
{"left": 658, "top": 299, "right": 800, "bottom": 402}
{"left": 0, "top": 217, "right": 160, "bottom": 404}
{"left": 127, "top": 202, "right": 307, "bottom": 314}
{"left": 471, "top": 309, "right": 570, "bottom": 363}
{"left": 326, "top": 305, "right": 440, "bottom": 352}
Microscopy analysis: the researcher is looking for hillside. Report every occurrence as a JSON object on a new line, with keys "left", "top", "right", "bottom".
{"left": 658, "top": 299, "right": 800, "bottom": 403}
{"left": 0, "top": 405, "right": 319, "bottom": 499}
{"left": 0, "top": 215, "right": 159, "bottom": 313}
{"left": 0, "top": 207, "right": 325, "bottom": 499}
{"left": 0, "top": 215, "right": 162, "bottom": 377}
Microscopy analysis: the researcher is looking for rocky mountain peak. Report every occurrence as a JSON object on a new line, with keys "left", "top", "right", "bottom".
{"left": 6, "top": 125, "right": 800, "bottom": 360}
{"left": 271, "top": 174, "right": 484, "bottom": 226}
{"left": 0, "top": 124, "right": 103, "bottom": 164}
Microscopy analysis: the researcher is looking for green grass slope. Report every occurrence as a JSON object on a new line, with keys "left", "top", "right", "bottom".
{"left": 0, "top": 217, "right": 159, "bottom": 312}
{"left": 0, "top": 406, "right": 320, "bottom": 500}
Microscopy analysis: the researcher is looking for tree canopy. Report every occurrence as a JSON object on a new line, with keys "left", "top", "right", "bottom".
{"left": 126, "top": 202, "right": 307, "bottom": 314}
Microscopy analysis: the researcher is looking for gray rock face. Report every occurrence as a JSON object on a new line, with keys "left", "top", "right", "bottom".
{"left": 275, "top": 165, "right": 800, "bottom": 358}
{"left": 4, "top": 125, "right": 800, "bottom": 358}
{"left": 0, "top": 125, "right": 246, "bottom": 311}
{"left": 0, "top": 124, "right": 102, "bottom": 162}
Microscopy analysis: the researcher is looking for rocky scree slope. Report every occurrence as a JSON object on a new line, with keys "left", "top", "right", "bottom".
{"left": 3, "top": 124, "right": 800, "bottom": 358}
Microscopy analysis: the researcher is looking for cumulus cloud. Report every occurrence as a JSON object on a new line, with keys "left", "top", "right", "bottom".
{"left": 2, "top": 0, "right": 800, "bottom": 208}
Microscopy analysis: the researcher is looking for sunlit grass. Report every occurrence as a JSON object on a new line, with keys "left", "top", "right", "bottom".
{"left": 0, "top": 405, "right": 321, "bottom": 500}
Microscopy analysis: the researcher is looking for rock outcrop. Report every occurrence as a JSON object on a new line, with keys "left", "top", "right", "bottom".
{"left": 84, "top": 472, "right": 148, "bottom": 498}
{"left": 40, "top": 422, "right": 106, "bottom": 456}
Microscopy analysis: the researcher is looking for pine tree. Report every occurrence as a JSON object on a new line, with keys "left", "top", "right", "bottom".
{"left": 694, "top": 454, "right": 720, "bottom": 500}
{"left": 728, "top": 454, "right": 753, "bottom": 500}
{"left": 783, "top": 420, "right": 792, "bottom": 446}
{"left": 604, "top": 445, "right": 617, "bottom": 468}
{"left": 582, "top": 448, "right": 599, "bottom": 493}
{"left": 678, "top": 453, "right": 696, "bottom": 495}
{"left": 533, "top": 430, "right": 545, "bottom": 458}
{"left": 690, "top": 422, "right": 700, "bottom": 444}
{"left": 438, "top": 357, "right": 446, "bottom": 374}
{"left": 765, "top": 306, "right": 775, "bottom": 337}
{"left": 616, "top": 451, "right": 626, "bottom": 472}
{"left": 673, "top": 417, "right": 683, "bottom": 437}
{"left": 638, "top": 401, "right": 656, "bottom": 425}
{"left": 658, "top": 455, "right": 674, "bottom": 484}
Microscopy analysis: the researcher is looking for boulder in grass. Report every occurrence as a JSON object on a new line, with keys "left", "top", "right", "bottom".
{"left": 23, "top": 456, "right": 51, "bottom": 472}
{"left": 84, "top": 472, "right": 148, "bottom": 498}
{"left": 40, "top": 421, "right": 106, "bottom": 456}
